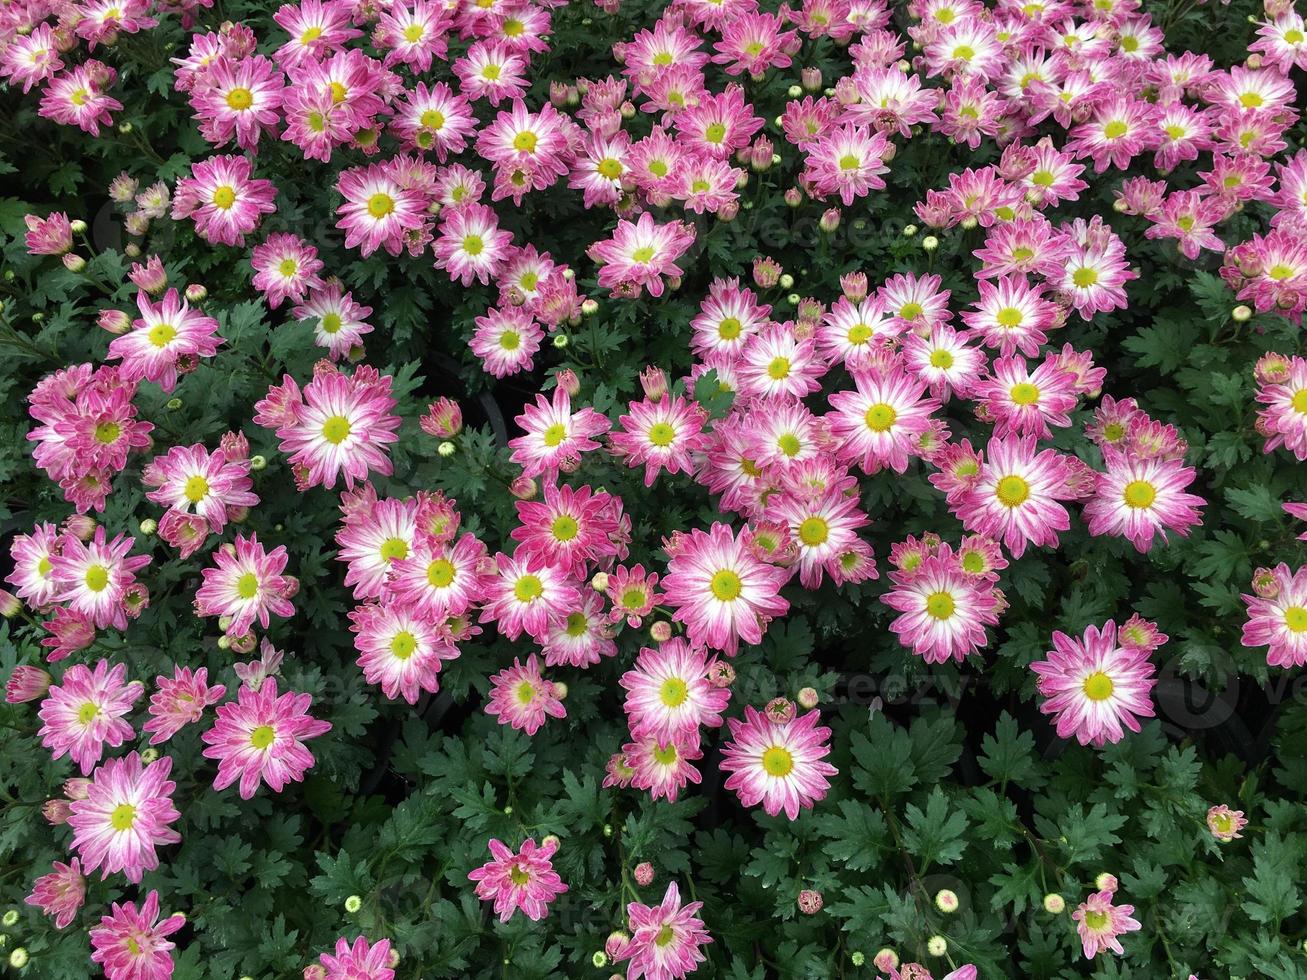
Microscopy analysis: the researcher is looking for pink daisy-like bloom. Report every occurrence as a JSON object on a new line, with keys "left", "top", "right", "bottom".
{"left": 541, "top": 592, "right": 617, "bottom": 669}
{"left": 250, "top": 233, "right": 324, "bottom": 309}
{"left": 273, "top": 0, "right": 365, "bottom": 68}
{"left": 620, "top": 639, "right": 731, "bottom": 746}
{"left": 468, "top": 837, "right": 568, "bottom": 923}
{"left": 470, "top": 306, "right": 543, "bottom": 378}
{"left": 376, "top": 0, "right": 452, "bottom": 72}
{"left": 433, "top": 203, "right": 515, "bottom": 287}
{"left": 626, "top": 732, "right": 703, "bottom": 803}
{"left": 803, "top": 124, "right": 891, "bottom": 206}
{"left": 962, "top": 276, "right": 1061, "bottom": 358}
{"left": 975, "top": 355, "right": 1078, "bottom": 440}
{"left": 143, "top": 666, "right": 227, "bottom": 745}
{"left": 616, "top": 882, "right": 712, "bottom": 980}
{"left": 1030, "top": 620, "right": 1157, "bottom": 748}
{"left": 39, "top": 62, "right": 123, "bottom": 136}
{"left": 277, "top": 368, "right": 401, "bottom": 491}
{"left": 90, "top": 890, "right": 186, "bottom": 980}
{"left": 38, "top": 661, "right": 143, "bottom": 775}
{"left": 335, "top": 494, "right": 420, "bottom": 601}
{"left": 335, "top": 164, "right": 427, "bottom": 259}
{"left": 391, "top": 82, "right": 477, "bottom": 161}
{"left": 194, "top": 533, "right": 295, "bottom": 637}
{"left": 485, "top": 655, "right": 566, "bottom": 736}
{"left": 735, "top": 323, "right": 826, "bottom": 402}
{"left": 201, "top": 678, "right": 331, "bottom": 799}
{"left": 587, "top": 212, "right": 696, "bottom": 299}
{"left": 1072, "top": 889, "right": 1142, "bottom": 959}
{"left": 662, "top": 523, "right": 791, "bottom": 656}
{"left": 318, "top": 936, "right": 396, "bottom": 980}
{"left": 349, "top": 601, "right": 458, "bottom": 704}
{"left": 720, "top": 706, "right": 837, "bottom": 820}
{"left": 23, "top": 211, "right": 73, "bottom": 256}
{"left": 511, "top": 482, "right": 620, "bottom": 578}
{"left": 143, "top": 442, "right": 258, "bottom": 534}
{"left": 1, "top": 23, "right": 64, "bottom": 94}
{"left": 68, "top": 752, "right": 181, "bottom": 883}
{"left": 172, "top": 154, "right": 278, "bottom": 248}
{"left": 49, "top": 528, "right": 151, "bottom": 632}
{"left": 768, "top": 490, "right": 869, "bottom": 590}
{"left": 480, "top": 550, "right": 583, "bottom": 641}
{"left": 386, "top": 532, "right": 487, "bottom": 621}
{"left": 1255, "top": 356, "right": 1307, "bottom": 460}
{"left": 606, "top": 564, "right": 663, "bottom": 627}
{"left": 883, "top": 550, "right": 1000, "bottom": 664}
{"left": 611, "top": 395, "right": 710, "bottom": 487}
{"left": 190, "top": 55, "right": 284, "bottom": 151}
{"left": 826, "top": 368, "right": 939, "bottom": 475}
{"left": 956, "top": 435, "right": 1077, "bottom": 559}
{"left": 25, "top": 858, "right": 85, "bottom": 929}
{"left": 1083, "top": 451, "right": 1205, "bottom": 553}
{"left": 509, "top": 387, "right": 611, "bottom": 480}
{"left": 295, "top": 283, "right": 375, "bottom": 360}
{"left": 7, "top": 521, "right": 63, "bottom": 609}
{"left": 1206, "top": 804, "right": 1248, "bottom": 842}
{"left": 1242, "top": 563, "right": 1307, "bottom": 668}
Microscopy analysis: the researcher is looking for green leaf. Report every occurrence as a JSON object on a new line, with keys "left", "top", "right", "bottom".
{"left": 901, "top": 787, "right": 968, "bottom": 870}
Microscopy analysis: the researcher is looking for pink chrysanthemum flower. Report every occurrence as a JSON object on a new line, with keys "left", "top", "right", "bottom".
{"left": 23, "top": 210, "right": 73, "bottom": 255}
{"left": 611, "top": 395, "right": 709, "bottom": 487}
{"left": 295, "top": 283, "right": 375, "bottom": 360}
{"left": 1072, "top": 889, "right": 1142, "bottom": 959}
{"left": 485, "top": 655, "right": 566, "bottom": 735}
{"left": 434, "top": 203, "right": 515, "bottom": 287}
{"left": 190, "top": 55, "right": 284, "bottom": 150}
{"left": 1206, "top": 804, "right": 1248, "bottom": 842}
{"left": 387, "top": 532, "right": 487, "bottom": 621}
{"left": 277, "top": 368, "right": 401, "bottom": 491}
{"left": 0, "top": 24, "right": 64, "bottom": 94}
{"left": 143, "top": 666, "right": 227, "bottom": 744}
{"left": 662, "top": 523, "right": 791, "bottom": 656}
{"left": 25, "top": 858, "right": 85, "bottom": 929}
{"left": 1242, "top": 563, "right": 1307, "bottom": 668}
{"left": 49, "top": 527, "right": 151, "bottom": 632}
{"left": 201, "top": 678, "right": 331, "bottom": 799}
{"left": 508, "top": 387, "right": 611, "bottom": 480}
{"left": 318, "top": 936, "right": 396, "bottom": 980}
{"left": 250, "top": 233, "right": 324, "bottom": 309}
{"left": 626, "top": 732, "right": 703, "bottom": 802}
{"left": 606, "top": 564, "right": 663, "bottom": 627}
{"left": 6, "top": 665, "right": 52, "bottom": 703}
{"left": 143, "top": 442, "right": 258, "bottom": 534}
{"left": 587, "top": 212, "right": 696, "bottom": 299}
{"left": 883, "top": 550, "right": 1000, "bottom": 663}
{"left": 273, "top": 0, "right": 364, "bottom": 68}
{"left": 616, "top": 882, "right": 713, "bottom": 980}
{"left": 542, "top": 592, "right": 617, "bottom": 668}
{"left": 468, "top": 837, "right": 568, "bottom": 922}
{"left": 68, "top": 752, "right": 181, "bottom": 883}
{"left": 7, "top": 521, "right": 63, "bottom": 608}
{"left": 975, "top": 355, "right": 1078, "bottom": 440}
{"left": 38, "top": 661, "right": 143, "bottom": 774}
{"left": 1030, "top": 620, "right": 1157, "bottom": 747}
{"left": 172, "top": 154, "right": 278, "bottom": 247}
{"left": 336, "top": 164, "right": 427, "bottom": 258}
{"left": 956, "top": 435, "right": 1076, "bottom": 558}
{"left": 620, "top": 639, "right": 731, "bottom": 745}
{"left": 195, "top": 533, "right": 296, "bottom": 637}
{"left": 720, "top": 706, "right": 837, "bottom": 820}
{"left": 375, "top": 0, "right": 451, "bottom": 71}
{"left": 90, "top": 890, "right": 186, "bottom": 980}
{"left": 470, "top": 306, "right": 543, "bottom": 378}
{"left": 511, "top": 482, "right": 620, "bottom": 577}
{"left": 826, "top": 368, "right": 939, "bottom": 475}
{"left": 804, "top": 124, "right": 891, "bottom": 206}
{"left": 349, "top": 601, "right": 458, "bottom": 704}
{"left": 40, "top": 62, "right": 123, "bottom": 135}
{"left": 335, "top": 495, "right": 420, "bottom": 601}
{"left": 736, "top": 323, "right": 825, "bottom": 402}
{"left": 1083, "top": 451, "right": 1205, "bottom": 553}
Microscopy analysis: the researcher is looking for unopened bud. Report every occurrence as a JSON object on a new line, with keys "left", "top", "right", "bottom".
{"left": 437, "top": 441, "right": 456, "bottom": 457}
{"left": 344, "top": 895, "right": 362, "bottom": 913}
{"left": 139, "top": 518, "right": 157, "bottom": 535}
{"left": 62, "top": 254, "right": 86, "bottom": 272}
{"left": 1042, "top": 893, "right": 1065, "bottom": 914}
{"left": 1232, "top": 305, "right": 1252, "bottom": 321}
{"left": 927, "top": 936, "right": 947, "bottom": 957}
{"left": 922, "top": 236, "right": 939, "bottom": 251}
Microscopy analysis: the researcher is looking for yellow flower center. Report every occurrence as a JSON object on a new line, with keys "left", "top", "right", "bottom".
{"left": 704, "top": 122, "right": 727, "bottom": 144}
{"left": 542, "top": 423, "right": 567, "bottom": 447}
{"left": 996, "top": 307, "right": 1023, "bottom": 328}
{"left": 838, "top": 153, "right": 861, "bottom": 171}
{"left": 864, "top": 403, "right": 897, "bottom": 432}
{"left": 551, "top": 515, "right": 579, "bottom": 541}
{"left": 184, "top": 475, "right": 210, "bottom": 503}
{"left": 631, "top": 246, "right": 656, "bottom": 263}
{"left": 767, "top": 357, "right": 791, "bottom": 380}
{"left": 1083, "top": 908, "right": 1110, "bottom": 929}
{"left": 249, "top": 724, "right": 276, "bottom": 749}
{"left": 1009, "top": 382, "right": 1040, "bottom": 406}
{"left": 420, "top": 109, "right": 445, "bottom": 130}
{"left": 499, "top": 329, "right": 520, "bottom": 351}
{"left": 513, "top": 130, "right": 538, "bottom": 152}
{"left": 995, "top": 475, "right": 1030, "bottom": 507}
{"left": 564, "top": 612, "right": 588, "bottom": 636}
{"left": 403, "top": 23, "right": 424, "bottom": 41}
{"left": 1122, "top": 480, "right": 1156, "bottom": 509}
{"left": 930, "top": 349, "right": 954, "bottom": 368}
{"left": 761, "top": 745, "right": 794, "bottom": 777}
{"left": 149, "top": 323, "right": 177, "bottom": 348}
{"left": 514, "top": 574, "right": 543, "bottom": 602}
{"left": 236, "top": 572, "right": 259, "bottom": 599}
{"left": 109, "top": 803, "right": 137, "bottom": 831}
{"left": 1284, "top": 606, "right": 1307, "bottom": 633}
{"left": 427, "top": 558, "right": 455, "bottom": 588}
{"left": 366, "top": 193, "right": 395, "bottom": 219}
{"left": 84, "top": 564, "right": 109, "bottom": 592}
{"left": 321, "top": 415, "right": 352, "bottom": 445}
{"left": 78, "top": 702, "right": 101, "bottom": 724}
{"left": 212, "top": 185, "right": 236, "bottom": 209}
{"left": 94, "top": 421, "right": 121, "bottom": 445}
{"left": 463, "top": 234, "right": 484, "bottom": 256}
{"left": 777, "top": 433, "right": 801, "bottom": 457}
{"left": 390, "top": 630, "right": 417, "bottom": 660}
{"left": 710, "top": 569, "right": 742, "bottom": 601}
{"left": 648, "top": 422, "right": 676, "bottom": 447}
{"left": 1072, "top": 267, "right": 1098, "bottom": 288}
{"left": 798, "top": 516, "right": 829, "bottom": 546}
{"left": 379, "top": 537, "right": 409, "bottom": 562}
{"left": 1269, "top": 264, "right": 1295, "bottom": 282}
{"left": 597, "top": 158, "right": 622, "bottom": 179}
{"left": 660, "top": 678, "right": 688, "bottom": 707}
{"left": 1082, "top": 671, "right": 1114, "bottom": 701}
{"left": 925, "top": 591, "right": 955, "bottom": 620}
{"left": 225, "top": 86, "right": 253, "bottom": 110}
